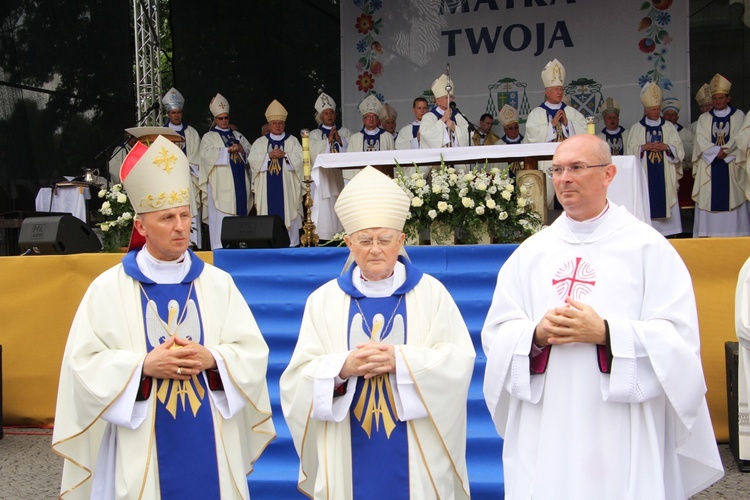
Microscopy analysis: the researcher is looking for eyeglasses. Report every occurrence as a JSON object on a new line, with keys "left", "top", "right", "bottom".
{"left": 215, "top": 116, "right": 230, "bottom": 121}
{"left": 505, "top": 125, "right": 519, "bottom": 130}
{"left": 353, "top": 236, "right": 398, "bottom": 249}
{"left": 546, "top": 163, "right": 609, "bottom": 179}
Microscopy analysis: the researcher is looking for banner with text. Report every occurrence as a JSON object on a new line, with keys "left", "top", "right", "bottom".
{"left": 341, "top": 0, "right": 689, "bottom": 134}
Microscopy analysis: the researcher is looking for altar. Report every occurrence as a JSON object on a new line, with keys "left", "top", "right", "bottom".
{"left": 311, "top": 143, "right": 650, "bottom": 238}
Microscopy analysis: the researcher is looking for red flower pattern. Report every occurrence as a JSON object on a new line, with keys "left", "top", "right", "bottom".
{"left": 652, "top": 0, "right": 673, "bottom": 11}
{"left": 356, "top": 14, "right": 374, "bottom": 35}
{"left": 356, "top": 72, "right": 375, "bottom": 92}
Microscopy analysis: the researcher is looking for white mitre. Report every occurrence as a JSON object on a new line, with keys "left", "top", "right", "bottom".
{"left": 359, "top": 94, "right": 383, "bottom": 117}
{"left": 120, "top": 135, "right": 191, "bottom": 215}
{"left": 335, "top": 166, "right": 410, "bottom": 234}
{"left": 431, "top": 74, "right": 454, "bottom": 99}
{"left": 162, "top": 88, "right": 185, "bottom": 111}
{"left": 661, "top": 97, "right": 681, "bottom": 114}
{"left": 498, "top": 104, "right": 519, "bottom": 127}
{"left": 209, "top": 93, "right": 230, "bottom": 117}
{"left": 640, "top": 82, "right": 663, "bottom": 108}
{"left": 695, "top": 84, "right": 711, "bottom": 105}
{"left": 541, "top": 59, "right": 565, "bottom": 87}
{"left": 315, "top": 93, "right": 336, "bottom": 113}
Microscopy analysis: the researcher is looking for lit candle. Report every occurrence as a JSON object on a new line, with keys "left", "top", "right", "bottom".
{"left": 301, "top": 129, "right": 311, "bottom": 178}
{"left": 586, "top": 116, "right": 596, "bottom": 135}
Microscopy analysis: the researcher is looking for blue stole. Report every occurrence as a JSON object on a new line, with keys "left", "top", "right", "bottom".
{"left": 429, "top": 106, "right": 456, "bottom": 124}
{"left": 709, "top": 108, "right": 738, "bottom": 211}
{"left": 336, "top": 258, "right": 423, "bottom": 500}
{"left": 318, "top": 124, "right": 343, "bottom": 152}
{"left": 540, "top": 102, "right": 568, "bottom": 142}
{"left": 359, "top": 128, "right": 387, "bottom": 151}
{"left": 123, "top": 251, "right": 220, "bottom": 499}
{"left": 675, "top": 123, "right": 684, "bottom": 132}
{"left": 264, "top": 132, "right": 291, "bottom": 220}
{"left": 639, "top": 117, "right": 669, "bottom": 218}
{"left": 166, "top": 122, "right": 189, "bottom": 154}
{"left": 411, "top": 123, "right": 420, "bottom": 138}
{"left": 600, "top": 126, "right": 625, "bottom": 156}
{"left": 501, "top": 134, "right": 524, "bottom": 144}
{"left": 211, "top": 127, "right": 248, "bottom": 216}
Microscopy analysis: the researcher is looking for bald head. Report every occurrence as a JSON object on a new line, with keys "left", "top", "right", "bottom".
{"left": 551, "top": 135, "right": 616, "bottom": 221}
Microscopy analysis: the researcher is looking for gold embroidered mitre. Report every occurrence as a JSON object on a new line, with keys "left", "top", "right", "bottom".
{"left": 600, "top": 97, "right": 620, "bottom": 117}
{"left": 358, "top": 94, "right": 384, "bottom": 117}
{"left": 640, "top": 82, "right": 662, "bottom": 108}
{"left": 265, "top": 99, "right": 288, "bottom": 122}
{"left": 120, "top": 135, "right": 191, "bottom": 214}
{"left": 709, "top": 74, "right": 731, "bottom": 96}
{"left": 498, "top": 104, "right": 519, "bottom": 127}
{"left": 695, "top": 84, "right": 711, "bottom": 106}
{"left": 541, "top": 59, "right": 566, "bottom": 87}
{"left": 431, "top": 73, "right": 455, "bottom": 99}
{"left": 209, "top": 93, "right": 230, "bottom": 117}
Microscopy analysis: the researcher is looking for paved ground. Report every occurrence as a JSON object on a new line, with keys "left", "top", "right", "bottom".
{"left": 0, "top": 427, "right": 748, "bottom": 498}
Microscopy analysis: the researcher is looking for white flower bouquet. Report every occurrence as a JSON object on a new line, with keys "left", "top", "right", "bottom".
{"left": 95, "top": 184, "right": 134, "bottom": 251}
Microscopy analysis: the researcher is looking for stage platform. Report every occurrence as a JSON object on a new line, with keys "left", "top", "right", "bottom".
{"left": 1, "top": 239, "right": 749, "bottom": 496}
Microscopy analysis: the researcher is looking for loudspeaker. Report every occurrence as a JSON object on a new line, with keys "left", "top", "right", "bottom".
{"left": 221, "top": 215, "right": 290, "bottom": 249}
{"left": 725, "top": 341, "right": 750, "bottom": 471}
{"left": 18, "top": 215, "right": 102, "bottom": 255}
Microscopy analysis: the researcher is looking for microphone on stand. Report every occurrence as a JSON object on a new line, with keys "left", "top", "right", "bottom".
{"left": 450, "top": 102, "right": 476, "bottom": 133}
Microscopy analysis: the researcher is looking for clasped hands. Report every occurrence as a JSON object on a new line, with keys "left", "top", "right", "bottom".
{"left": 533, "top": 296, "right": 606, "bottom": 348}
{"left": 340, "top": 342, "right": 396, "bottom": 380}
{"left": 143, "top": 336, "right": 217, "bottom": 381}
{"left": 551, "top": 109, "right": 568, "bottom": 127}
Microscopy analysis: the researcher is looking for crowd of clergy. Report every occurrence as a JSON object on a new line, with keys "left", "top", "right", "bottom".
{"left": 108, "top": 59, "right": 750, "bottom": 248}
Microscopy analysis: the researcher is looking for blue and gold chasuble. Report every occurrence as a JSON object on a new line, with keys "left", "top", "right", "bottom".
{"left": 123, "top": 250, "right": 221, "bottom": 499}
{"left": 211, "top": 127, "right": 248, "bottom": 216}
{"left": 318, "top": 124, "right": 344, "bottom": 153}
{"left": 600, "top": 126, "right": 626, "bottom": 156}
{"left": 165, "top": 122, "right": 189, "bottom": 155}
{"left": 359, "top": 128, "right": 388, "bottom": 152}
{"left": 336, "top": 258, "right": 423, "bottom": 500}
{"left": 264, "top": 132, "right": 292, "bottom": 220}
{"left": 638, "top": 117, "right": 670, "bottom": 218}
{"left": 708, "top": 108, "right": 739, "bottom": 212}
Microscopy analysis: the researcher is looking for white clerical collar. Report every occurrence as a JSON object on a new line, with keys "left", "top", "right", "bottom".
{"left": 364, "top": 127, "right": 380, "bottom": 135}
{"left": 505, "top": 136, "right": 521, "bottom": 143}
{"left": 136, "top": 245, "right": 191, "bottom": 284}
{"left": 604, "top": 128, "right": 620, "bottom": 135}
{"left": 215, "top": 126, "right": 231, "bottom": 132}
{"left": 563, "top": 202, "right": 611, "bottom": 239}
{"left": 270, "top": 132, "right": 285, "bottom": 140}
{"left": 321, "top": 124, "right": 333, "bottom": 130}
{"left": 644, "top": 117, "right": 661, "bottom": 126}
{"left": 434, "top": 106, "right": 447, "bottom": 116}
{"left": 544, "top": 101, "right": 562, "bottom": 109}
{"left": 351, "top": 261, "right": 406, "bottom": 298}
{"left": 713, "top": 107, "right": 730, "bottom": 117}
{"left": 412, "top": 120, "right": 420, "bottom": 126}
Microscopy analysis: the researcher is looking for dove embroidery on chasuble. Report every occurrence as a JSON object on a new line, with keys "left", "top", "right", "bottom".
{"left": 138, "top": 275, "right": 220, "bottom": 498}
{"left": 347, "top": 293, "right": 409, "bottom": 500}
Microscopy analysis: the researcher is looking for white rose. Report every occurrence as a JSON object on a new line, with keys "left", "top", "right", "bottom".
{"left": 101, "top": 223, "right": 110, "bottom": 231}
{"left": 411, "top": 173, "right": 422, "bottom": 181}
{"left": 432, "top": 185, "right": 443, "bottom": 194}
{"left": 121, "top": 212, "right": 132, "bottom": 221}
{"left": 117, "top": 193, "right": 128, "bottom": 204}
{"left": 462, "top": 197, "right": 474, "bottom": 208}
{"left": 486, "top": 199, "right": 497, "bottom": 209}
{"left": 449, "top": 174, "right": 458, "bottom": 183}
{"left": 98, "top": 189, "right": 106, "bottom": 198}
{"left": 437, "top": 201, "right": 448, "bottom": 212}
{"left": 428, "top": 210, "right": 438, "bottom": 220}
{"left": 476, "top": 206, "right": 485, "bottom": 215}
{"left": 517, "top": 197, "right": 527, "bottom": 207}
{"left": 464, "top": 173, "right": 475, "bottom": 182}
{"left": 411, "top": 197, "right": 424, "bottom": 207}
{"left": 504, "top": 183, "right": 514, "bottom": 192}
{"left": 519, "top": 185, "right": 528, "bottom": 195}
{"left": 415, "top": 179, "right": 426, "bottom": 188}
{"left": 501, "top": 190, "right": 512, "bottom": 201}
{"left": 476, "top": 182, "right": 487, "bottom": 191}
{"left": 498, "top": 211, "right": 508, "bottom": 220}
{"left": 101, "top": 201, "right": 111, "bottom": 210}
{"left": 447, "top": 204, "right": 454, "bottom": 213}
{"left": 112, "top": 184, "right": 122, "bottom": 192}
{"left": 490, "top": 167, "right": 500, "bottom": 175}
{"left": 488, "top": 186, "right": 497, "bottom": 194}
{"left": 459, "top": 188, "right": 468, "bottom": 197}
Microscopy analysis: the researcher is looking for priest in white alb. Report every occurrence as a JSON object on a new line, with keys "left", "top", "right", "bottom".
{"left": 52, "top": 135, "right": 275, "bottom": 499}
{"left": 280, "top": 166, "right": 474, "bottom": 499}
{"left": 482, "top": 134, "right": 723, "bottom": 499}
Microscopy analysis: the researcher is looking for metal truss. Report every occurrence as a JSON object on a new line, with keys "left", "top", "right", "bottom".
{"left": 132, "top": 0, "right": 162, "bottom": 126}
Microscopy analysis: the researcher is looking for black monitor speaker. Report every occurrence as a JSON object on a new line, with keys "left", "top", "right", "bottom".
{"left": 221, "top": 215, "right": 290, "bottom": 249}
{"left": 18, "top": 215, "right": 102, "bottom": 255}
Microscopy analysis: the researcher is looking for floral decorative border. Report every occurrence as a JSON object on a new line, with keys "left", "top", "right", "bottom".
{"left": 353, "top": 0, "right": 385, "bottom": 102}
{"left": 637, "top": 0, "right": 674, "bottom": 90}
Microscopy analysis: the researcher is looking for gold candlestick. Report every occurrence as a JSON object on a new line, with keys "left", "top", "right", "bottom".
{"left": 300, "top": 129, "right": 319, "bottom": 246}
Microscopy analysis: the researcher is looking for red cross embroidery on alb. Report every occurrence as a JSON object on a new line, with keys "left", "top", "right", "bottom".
{"left": 552, "top": 257, "right": 596, "bottom": 300}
